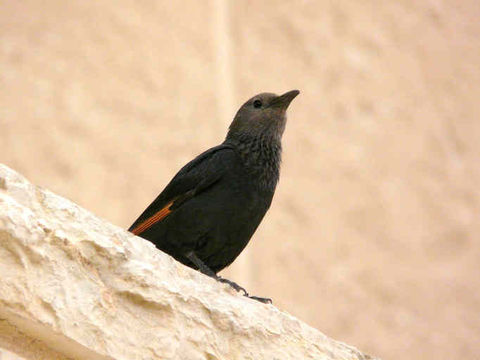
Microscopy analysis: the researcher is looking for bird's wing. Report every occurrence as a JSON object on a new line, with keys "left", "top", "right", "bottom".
{"left": 129, "top": 144, "right": 236, "bottom": 236}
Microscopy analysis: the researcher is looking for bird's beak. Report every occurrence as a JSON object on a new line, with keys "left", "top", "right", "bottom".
{"left": 272, "top": 90, "right": 300, "bottom": 109}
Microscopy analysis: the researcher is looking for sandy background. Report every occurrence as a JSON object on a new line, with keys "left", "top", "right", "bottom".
{"left": 1, "top": 1, "right": 479, "bottom": 359}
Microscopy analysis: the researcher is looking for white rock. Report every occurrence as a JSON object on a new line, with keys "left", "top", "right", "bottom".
{"left": 0, "top": 164, "right": 377, "bottom": 360}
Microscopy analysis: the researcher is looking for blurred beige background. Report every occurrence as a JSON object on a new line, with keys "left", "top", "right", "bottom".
{"left": 1, "top": 1, "right": 480, "bottom": 359}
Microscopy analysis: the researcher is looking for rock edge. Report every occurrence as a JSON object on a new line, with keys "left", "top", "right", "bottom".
{"left": 0, "top": 164, "right": 377, "bottom": 360}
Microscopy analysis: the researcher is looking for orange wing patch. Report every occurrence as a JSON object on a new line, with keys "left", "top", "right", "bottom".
{"left": 131, "top": 200, "right": 175, "bottom": 235}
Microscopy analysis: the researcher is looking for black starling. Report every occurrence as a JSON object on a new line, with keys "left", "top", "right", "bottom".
{"left": 129, "top": 90, "right": 300, "bottom": 303}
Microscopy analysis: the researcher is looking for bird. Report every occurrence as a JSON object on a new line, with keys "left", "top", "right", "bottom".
{"left": 129, "top": 90, "right": 300, "bottom": 303}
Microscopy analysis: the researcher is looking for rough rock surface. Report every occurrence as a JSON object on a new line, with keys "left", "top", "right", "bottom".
{"left": 1, "top": 2, "right": 480, "bottom": 359}
{"left": 0, "top": 164, "right": 376, "bottom": 360}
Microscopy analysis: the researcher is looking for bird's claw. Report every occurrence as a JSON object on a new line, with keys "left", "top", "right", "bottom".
{"left": 248, "top": 295, "right": 273, "bottom": 304}
{"left": 216, "top": 276, "right": 249, "bottom": 296}
{"left": 215, "top": 276, "right": 272, "bottom": 304}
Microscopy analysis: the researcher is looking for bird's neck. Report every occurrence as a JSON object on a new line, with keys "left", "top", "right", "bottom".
{"left": 225, "top": 135, "right": 282, "bottom": 191}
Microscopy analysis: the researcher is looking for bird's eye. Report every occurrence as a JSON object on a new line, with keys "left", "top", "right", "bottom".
{"left": 253, "top": 99, "right": 262, "bottom": 108}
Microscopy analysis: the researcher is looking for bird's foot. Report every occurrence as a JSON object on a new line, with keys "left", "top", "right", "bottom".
{"left": 215, "top": 276, "right": 249, "bottom": 296}
{"left": 248, "top": 295, "right": 273, "bottom": 304}
{"left": 214, "top": 276, "right": 272, "bottom": 304}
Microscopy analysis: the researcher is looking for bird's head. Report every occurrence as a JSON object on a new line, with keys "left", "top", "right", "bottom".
{"left": 227, "top": 90, "right": 300, "bottom": 142}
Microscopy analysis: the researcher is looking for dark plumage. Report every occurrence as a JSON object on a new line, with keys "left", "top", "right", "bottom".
{"left": 129, "top": 90, "right": 299, "bottom": 302}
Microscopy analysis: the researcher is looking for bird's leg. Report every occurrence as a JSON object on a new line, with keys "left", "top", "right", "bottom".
{"left": 185, "top": 251, "right": 272, "bottom": 303}
{"left": 185, "top": 251, "right": 248, "bottom": 296}
{"left": 185, "top": 251, "right": 217, "bottom": 277}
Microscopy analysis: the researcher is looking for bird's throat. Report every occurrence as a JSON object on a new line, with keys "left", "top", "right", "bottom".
{"left": 227, "top": 136, "right": 282, "bottom": 191}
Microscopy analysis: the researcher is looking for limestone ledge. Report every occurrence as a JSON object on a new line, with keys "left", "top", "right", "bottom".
{"left": 0, "top": 164, "right": 376, "bottom": 360}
